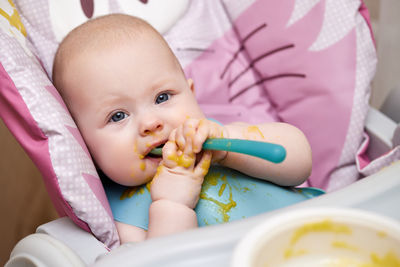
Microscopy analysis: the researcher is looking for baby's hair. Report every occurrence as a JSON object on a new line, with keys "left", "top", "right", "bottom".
{"left": 52, "top": 14, "right": 175, "bottom": 94}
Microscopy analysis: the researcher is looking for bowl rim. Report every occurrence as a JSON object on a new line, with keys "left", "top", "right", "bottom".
{"left": 231, "top": 207, "right": 400, "bottom": 267}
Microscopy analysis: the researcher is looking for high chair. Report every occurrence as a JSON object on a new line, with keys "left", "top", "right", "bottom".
{"left": 1, "top": 0, "right": 399, "bottom": 266}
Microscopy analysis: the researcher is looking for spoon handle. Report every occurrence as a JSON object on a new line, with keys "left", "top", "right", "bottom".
{"left": 150, "top": 138, "right": 286, "bottom": 163}
{"left": 203, "top": 138, "right": 286, "bottom": 163}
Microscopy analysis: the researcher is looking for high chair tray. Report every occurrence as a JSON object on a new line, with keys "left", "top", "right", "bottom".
{"left": 92, "top": 162, "right": 400, "bottom": 267}
{"left": 8, "top": 162, "right": 400, "bottom": 267}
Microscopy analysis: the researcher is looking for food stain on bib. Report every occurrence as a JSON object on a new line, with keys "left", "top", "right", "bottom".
{"left": 200, "top": 172, "right": 237, "bottom": 222}
{"left": 120, "top": 182, "right": 151, "bottom": 200}
{"left": 120, "top": 186, "right": 139, "bottom": 200}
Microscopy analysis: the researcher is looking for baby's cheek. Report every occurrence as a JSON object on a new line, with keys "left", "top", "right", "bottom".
{"left": 127, "top": 156, "right": 154, "bottom": 186}
{"left": 101, "top": 147, "right": 142, "bottom": 186}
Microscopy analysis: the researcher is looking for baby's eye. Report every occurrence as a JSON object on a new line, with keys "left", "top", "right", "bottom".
{"left": 155, "top": 92, "right": 170, "bottom": 104}
{"left": 109, "top": 111, "right": 128, "bottom": 122}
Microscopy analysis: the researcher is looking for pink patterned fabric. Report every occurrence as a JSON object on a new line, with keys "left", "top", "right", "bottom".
{"left": 183, "top": 0, "right": 372, "bottom": 190}
{"left": 0, "top": 0, "right": 379, "bottom": 248}
{"left": 356, "top": 133, "right": 371, "bottom": 170}
{"left": 358, "top": 1, "right": 375, "bottom": 45}
{"left": 356, "top": 133, "right": 400, "bottom": 176}
{"left": 0, "top": 62, "right": 89, "bottom": 232}
{"left": 0, "top": 1, "right": 119, "bottom": 248}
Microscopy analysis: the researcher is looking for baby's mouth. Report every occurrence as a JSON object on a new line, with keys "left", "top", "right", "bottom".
{"left": 146, "top": 143, "right": 165, "bottom": 158}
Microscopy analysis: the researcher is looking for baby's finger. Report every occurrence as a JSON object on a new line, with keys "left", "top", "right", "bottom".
{"left": 183, "top": 133, "right": 193, "bottom": 156}
{"left": 194, "top": 150, "right": 212, "bottom": 177}
{"left": 193, "top": 119, "right": 209, "bottom": 153}
{"left": 161, "top": 141, "right": 178, "bottom": 168}
{"left": 175, "top": 125, "right": 186, "bottom": 152}
{"left": 209, "top": 120, "right": 225, "bottom": 139}
{"left": 183, "top": 119, "right": 199, "bottom": 136}
{"left": 182, "top": 129, "right": 195, "bottom": 169}
{"left": 168, "top": 128, "right": 177, "bottom": 142}
{"left": 183, "top": 119, "right": 200, "bottom": 151}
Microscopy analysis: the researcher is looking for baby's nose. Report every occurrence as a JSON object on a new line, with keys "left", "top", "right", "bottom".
{"left": 140, "top": 118, "right": 163, "bottom": 136}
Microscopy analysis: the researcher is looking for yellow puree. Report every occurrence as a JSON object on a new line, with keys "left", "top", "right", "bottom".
{"left": 200, "top": 172, "right": 236, "bottom": 223}
{"left": 377, "top": 231, "right": 387, "bottom": 238}
{"left": 290, "top": 220, "right": 352, "bottom": 246}
{"left": 122, "top": 140, "right": 238, "bottom": 222}
{"left": 331, "top": 241, "right": 358, "bottom": 251}
{"left": 246, "top": 125, "right": 265, "bottom": 139}
{"left": 167, "top": 153, "right": 194, "bottom": 168}
{"left": 280, "top": 220, "right": 400, "bottom": 267}
{"left": 318, "top": 252, "right": 400, "bottom": 267}
{"left": 284, "top": 220, "right": 352, "bottom": 260}
{"left": 120, "top": 182, "right": 152, "bottom": 200}
{"left": 120, "top": 187, "right": 139, "bottom": 200}
{"left": 140, "top": 162, "right": 146, "bottom": 171}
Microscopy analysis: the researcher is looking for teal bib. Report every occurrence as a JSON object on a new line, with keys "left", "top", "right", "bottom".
{"left": 104, "top": 165, "right": 324, "bottom": 230}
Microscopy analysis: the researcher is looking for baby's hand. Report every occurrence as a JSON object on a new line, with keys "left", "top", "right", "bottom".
{"left": 173, "top": 118, "right": 228, "bottom": 164}
{"left": 150, "top": 120, "right": 213, "bottom": 209}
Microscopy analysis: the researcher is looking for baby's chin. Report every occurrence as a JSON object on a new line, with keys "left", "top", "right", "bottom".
{"left": 115, "top": 168, "right": 158, "bottom": 187}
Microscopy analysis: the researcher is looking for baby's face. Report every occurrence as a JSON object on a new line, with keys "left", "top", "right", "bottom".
{"left": 60, "top": 34, "right": 204, "bottom": 186}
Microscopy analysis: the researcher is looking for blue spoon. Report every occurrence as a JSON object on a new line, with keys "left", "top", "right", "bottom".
{"left": 149, "top": 138, "right": 286, "bottom": 164}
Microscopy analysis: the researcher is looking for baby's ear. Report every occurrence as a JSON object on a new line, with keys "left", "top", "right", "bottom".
{"left": 187, "top": 78, "right": 195, "bottom": 93}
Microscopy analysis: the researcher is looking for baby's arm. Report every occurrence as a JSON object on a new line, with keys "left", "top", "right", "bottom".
{"left": 147, "top": 140, "right": 211, "bottom": 238}
{"left": 221, "top": 122, "right": 312, "bottom": 186}
{"left": 191, "top": 119, "right": 311, "bottom": 186}
{"left": 148, "top": 121, "right": 212, "bottom": 238}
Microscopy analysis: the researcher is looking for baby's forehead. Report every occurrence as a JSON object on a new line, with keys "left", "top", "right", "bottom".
{"left": 64, "top": 15, "right": 157, "bottom": 51}
{"left": 53, "top": 15, "right": 182, "bottom": 96}
{"left": 54, "top": 15, "right": 157, "bottom": 83}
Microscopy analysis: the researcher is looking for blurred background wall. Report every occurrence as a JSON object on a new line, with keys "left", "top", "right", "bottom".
{"left": 366, "top": 0, "right": 400, "bottom": 109}
{"left": 0, "top": 120, "right": 58, "bottom": 265}
{"left": 0, "top": 0, "right": 399, "bottom": 265}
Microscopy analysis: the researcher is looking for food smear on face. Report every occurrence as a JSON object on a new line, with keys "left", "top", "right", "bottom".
{"left": 140, "top": 162, "right": 146, "bottom": 171}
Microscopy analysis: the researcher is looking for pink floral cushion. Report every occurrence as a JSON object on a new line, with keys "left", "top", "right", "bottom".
{"left": 181, "top": 0, "right": 376, "bottom": 191}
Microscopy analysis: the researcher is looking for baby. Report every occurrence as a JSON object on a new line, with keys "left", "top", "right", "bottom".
{"left": 52, "top": 14, "right": 312, "bottom": 243}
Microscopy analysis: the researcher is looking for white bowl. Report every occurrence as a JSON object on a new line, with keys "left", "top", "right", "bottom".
{"left": 231, "top": 208, "right": 400, "bottom": 267}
